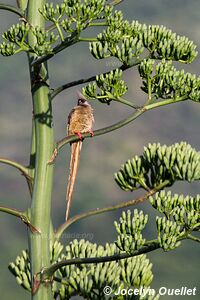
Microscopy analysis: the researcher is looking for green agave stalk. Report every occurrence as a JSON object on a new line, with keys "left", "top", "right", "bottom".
{"left": 27, "top": 1, "right": 54, "bottom": 299}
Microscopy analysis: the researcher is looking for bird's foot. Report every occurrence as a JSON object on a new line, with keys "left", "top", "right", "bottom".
{"left": 74, "top": 130, "right": 94, "bottom": 140}
{"left": 75, "top": 132, "right": 84, "bottom": 141}
{"left": 87, "top": 129, "right": 94, "bottom": 137}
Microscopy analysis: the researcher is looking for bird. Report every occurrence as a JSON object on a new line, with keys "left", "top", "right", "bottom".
{"left": 65, "top": 91, "right": 94, "bottom": 221}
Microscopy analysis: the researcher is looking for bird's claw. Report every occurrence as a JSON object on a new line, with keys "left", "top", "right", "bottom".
{"left": 75, "top": 132, "right": 84, "bottom": 141}
{"left": 88, "top": 130, "right": 94, "bottom": 137}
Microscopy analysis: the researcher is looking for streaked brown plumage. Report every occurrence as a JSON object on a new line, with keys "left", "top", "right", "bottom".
{"left": 65, "top": 92, "right": 94, "bottom": 220}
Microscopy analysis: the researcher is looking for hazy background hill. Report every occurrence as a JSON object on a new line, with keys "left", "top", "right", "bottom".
{"left": 0, "top": 0, "right": 199, "bottom": 299}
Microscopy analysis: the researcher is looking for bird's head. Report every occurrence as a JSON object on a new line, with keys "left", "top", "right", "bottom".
{"left": 77, "top": 91, "right": 90, "bottom": 107}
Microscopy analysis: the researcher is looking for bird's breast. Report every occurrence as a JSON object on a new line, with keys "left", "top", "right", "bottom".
{"left": 68, "top": 106, "right": 94, "bottom": 135}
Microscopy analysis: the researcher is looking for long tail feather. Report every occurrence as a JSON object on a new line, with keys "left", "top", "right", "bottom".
{"left": 65, "top": 141, "right": 82, "bottom": 220}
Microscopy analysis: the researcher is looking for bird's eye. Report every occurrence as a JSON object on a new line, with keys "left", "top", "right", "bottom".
{"left": 78, "top": 99, "right": 85, "bottom": 104}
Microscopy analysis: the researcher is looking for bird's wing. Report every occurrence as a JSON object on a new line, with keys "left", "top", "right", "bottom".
{"left": 67, "top": 107, "right": 76, "bottom": 135}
